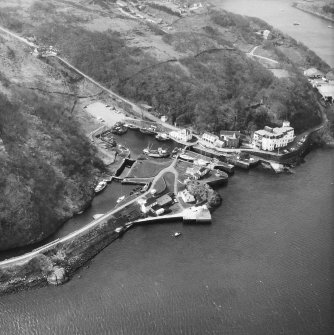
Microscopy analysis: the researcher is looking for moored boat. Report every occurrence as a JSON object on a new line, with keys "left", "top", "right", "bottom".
{"left": 116, "top": 195, "right": 125, "bottom": 203}
{"left": 94, "top": 180, "right": 107, "bottom": 194}
{"left": 179, "top": 153, "right": 194, "bottom": 162}
{"left": 140, "top": 127, "right": 157, "bottom": 135}
{"left": 155, "top": 132, "right": 170, "bottom": 141}
{"left": 143, "top": 146, "right": 170, "bottom": 158}
{"left": 125, "top": 123, "right": 140, "bottom": 130}
{"left": 93, "top": 214, "right": 104, "bottom": 220}
{"left": 112, "top": 122, "right": 128, "bottom": 135}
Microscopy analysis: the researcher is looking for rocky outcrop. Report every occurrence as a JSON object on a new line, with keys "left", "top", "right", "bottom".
{"left": 47, "top": 266, "right": 68, "bottom": 285}
{"left": 186, "top": 180, "right": 222, "bottom": 210}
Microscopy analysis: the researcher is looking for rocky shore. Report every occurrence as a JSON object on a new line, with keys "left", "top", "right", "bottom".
{"left": 293, "top": 1, "right": 334, "bottom": 22}
{"left": 0, "top": 216, "right": 121, "bottom": 295}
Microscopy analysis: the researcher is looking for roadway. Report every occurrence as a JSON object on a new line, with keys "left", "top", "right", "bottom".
{"left": 0, "top": 159, "right": 179, "bottom": 266}
{"left": 247, "top": 45, "right": 279, "bottom": 64}
{"left": 0, "top": 24, "right": 178, "bottom": 132}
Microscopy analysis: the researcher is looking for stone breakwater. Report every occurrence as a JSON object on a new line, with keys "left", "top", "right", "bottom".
{"left": 0, "top": 216, "right": 121, "bottom": 295}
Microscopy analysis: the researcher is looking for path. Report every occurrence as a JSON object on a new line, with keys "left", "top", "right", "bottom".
{"left": 0, "top": 159, "right": 178, "bottom": 266}
{"left": 0, "top": 26, "right": 36, "bottom": 48}
{"left": 247, "top": 45, "right": 279, "bottom": 64}
{"left": 0, "top": 25, "right": 178, "bottom": 132}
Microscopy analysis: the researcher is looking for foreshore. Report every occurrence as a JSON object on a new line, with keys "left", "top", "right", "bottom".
{"left": 292, "top": 2, "right": 334, "bottom": 23}
{"left": 0, "top": 150, "right": 226, "bottom": 295}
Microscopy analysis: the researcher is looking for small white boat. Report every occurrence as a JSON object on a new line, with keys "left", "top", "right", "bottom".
{"left": 173, "top": 232, "right": 182, "bottom": 237}
{"left": 179, "top": 153, "right": 194, "bottom": 162}
{"left": 116, "top": 195, "right": 125, "bottom": 203}
{"left": 94, "top": 180, "right": 107, "bottom": 194}
{"left": 93, "top": 214, "right": 104, "bottom": 220}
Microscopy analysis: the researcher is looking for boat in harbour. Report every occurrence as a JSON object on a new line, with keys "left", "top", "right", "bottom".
{"left": 155, "top": 132, "right": 170, "bottom": 141}
{"left": 179, "top": 153, "right": 194, "bottom": 162}
{"left": 140, "top": 126, "right": 157, "bottom": 135}
{"left": 141, "top": 181, "right": 152, "bottom": 192}
{"left": 112, "top": 122, "right": 128, "bottom": 135}
{"left": 93, "top": 214, "right": 104, "bottom": 220}
{"left": 94, "top": 180, "right": 107, "bottom": 194}
{"left": 143, "top": 146, "right": 170, "bottom": 158}
{"left": 116, "top": 195, "right": 125, "bottom": 203}
{"left": 125, "top": 123, "right": 140, "bottom": 130}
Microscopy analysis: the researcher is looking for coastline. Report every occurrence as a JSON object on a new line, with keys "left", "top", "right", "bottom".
{"left": 292, "top": 2, "right": 334, "bottom": 23}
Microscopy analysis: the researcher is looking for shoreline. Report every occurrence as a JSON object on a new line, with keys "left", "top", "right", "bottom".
{"left": 292, "top": 2, "right": 334, "bottom": 23}
{"left": 0, "top": 120, "right": 329, "bottom": 296}
{"left": 0, "top": 154, "right": 225, "bottom": 295}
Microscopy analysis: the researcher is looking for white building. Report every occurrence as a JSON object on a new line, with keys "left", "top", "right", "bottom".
{"left": 169, "top": 128, "right": 192, "bottom": 142}
{"left": 185, "top": 166, "right": 208, "bottom": 180}
{"left": 199, "top": 132, "right": 224, "bottom": 148}
{"left": 179, "top": 190, "right": 195, "bottom": 203}
{"left": 317, "top": 84, "right": 334, "bottom": 103}
{"left": 253, "top": 121, "right": 294, "bottom": 151}
{"left": 255, "top": 29, "right": 271, "bottom": 40}
{"left": 160, "top": 115, "right": 168, "bottom": 122}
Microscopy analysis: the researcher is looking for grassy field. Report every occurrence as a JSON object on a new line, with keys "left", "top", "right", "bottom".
{"left": 126, "top": 159, "right": 172, "bottom": 179}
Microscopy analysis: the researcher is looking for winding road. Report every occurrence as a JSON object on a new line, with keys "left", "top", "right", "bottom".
{"left": 247, "top": 45, "right": 279, "bottom": 64}
{"left": 0, "top": 157, "right": 180, "bottom": 266}
{"left": 0, "top": 25, "right": 178, "bottom": 132}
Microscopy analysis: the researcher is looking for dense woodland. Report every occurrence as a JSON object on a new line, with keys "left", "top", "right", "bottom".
{"left": 24, "top": 8, "right": 324, "bottom": 134}
{"left": 0, "top": 89, "right": 103, "bottom": 250}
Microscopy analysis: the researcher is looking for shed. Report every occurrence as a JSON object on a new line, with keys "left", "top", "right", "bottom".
{"left": 156, "top": 194, "right": 173, "bottom": 207}
{"left": 303, "top": 68, "right": 324, "bottom": 78}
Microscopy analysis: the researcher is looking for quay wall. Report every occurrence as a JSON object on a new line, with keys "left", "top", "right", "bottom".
{"left": 0, "top": 216, "right": 121, "bottom": 295}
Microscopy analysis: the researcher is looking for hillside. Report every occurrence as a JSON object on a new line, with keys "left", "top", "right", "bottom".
{"left": 0, "top": 35, "right": 104, "bottom": 251}
{"left": 0, "top": 0, "right": 328, "bottom": 134}
{"left": 0, "top": 0, "right": 331, "bottom": 249}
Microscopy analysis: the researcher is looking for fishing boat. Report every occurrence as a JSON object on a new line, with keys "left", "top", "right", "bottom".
{"left": 116, "top": 195, "right": 125, "bottom": 203}
{"left": 94, "top": 180, "right": 107, "bottom": 194}
{"left": 140, "top": 126, "right": 157, "bottom": 135}
{"left": 143, "top": 146, "right": 170, "bottom": 158}
{"left": 173, "top": 232, "right": 182, "bottom": 237}
{"left": 293, "top": 22, "right": 300, "bottom": 25}
{"left": 114, "top": 226, "right": 125, "bottom": 236}
{"left": 141, "top": 181, "right": 152, "bottom": 192}
{"left": 179, "top": 153, "right": 194, "bottom": 162}
{"left": 112, "top": 124, "right": 128, "bottom": 135}
{"left": 155, "top": 132, "right": 170, "bottom": 141}
{"left": 93, "top": 214, "right": 104, "bottom": 220}
{"left": 125, "top": 123, "right": 140, "bottom": 130}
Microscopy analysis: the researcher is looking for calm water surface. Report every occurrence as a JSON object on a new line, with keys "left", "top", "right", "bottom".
{"left": 0, "top": 147, "right": 333, "bottom": 334}
{"left": 213, "top": 0, "right": 334, "bottom": 67}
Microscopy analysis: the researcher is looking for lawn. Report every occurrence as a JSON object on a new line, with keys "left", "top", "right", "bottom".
{"left": 126, "top": 159, "right": 172, "bottom": 178}
{"left": 162, "top": 172, "right": 175, "bottom": 193}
